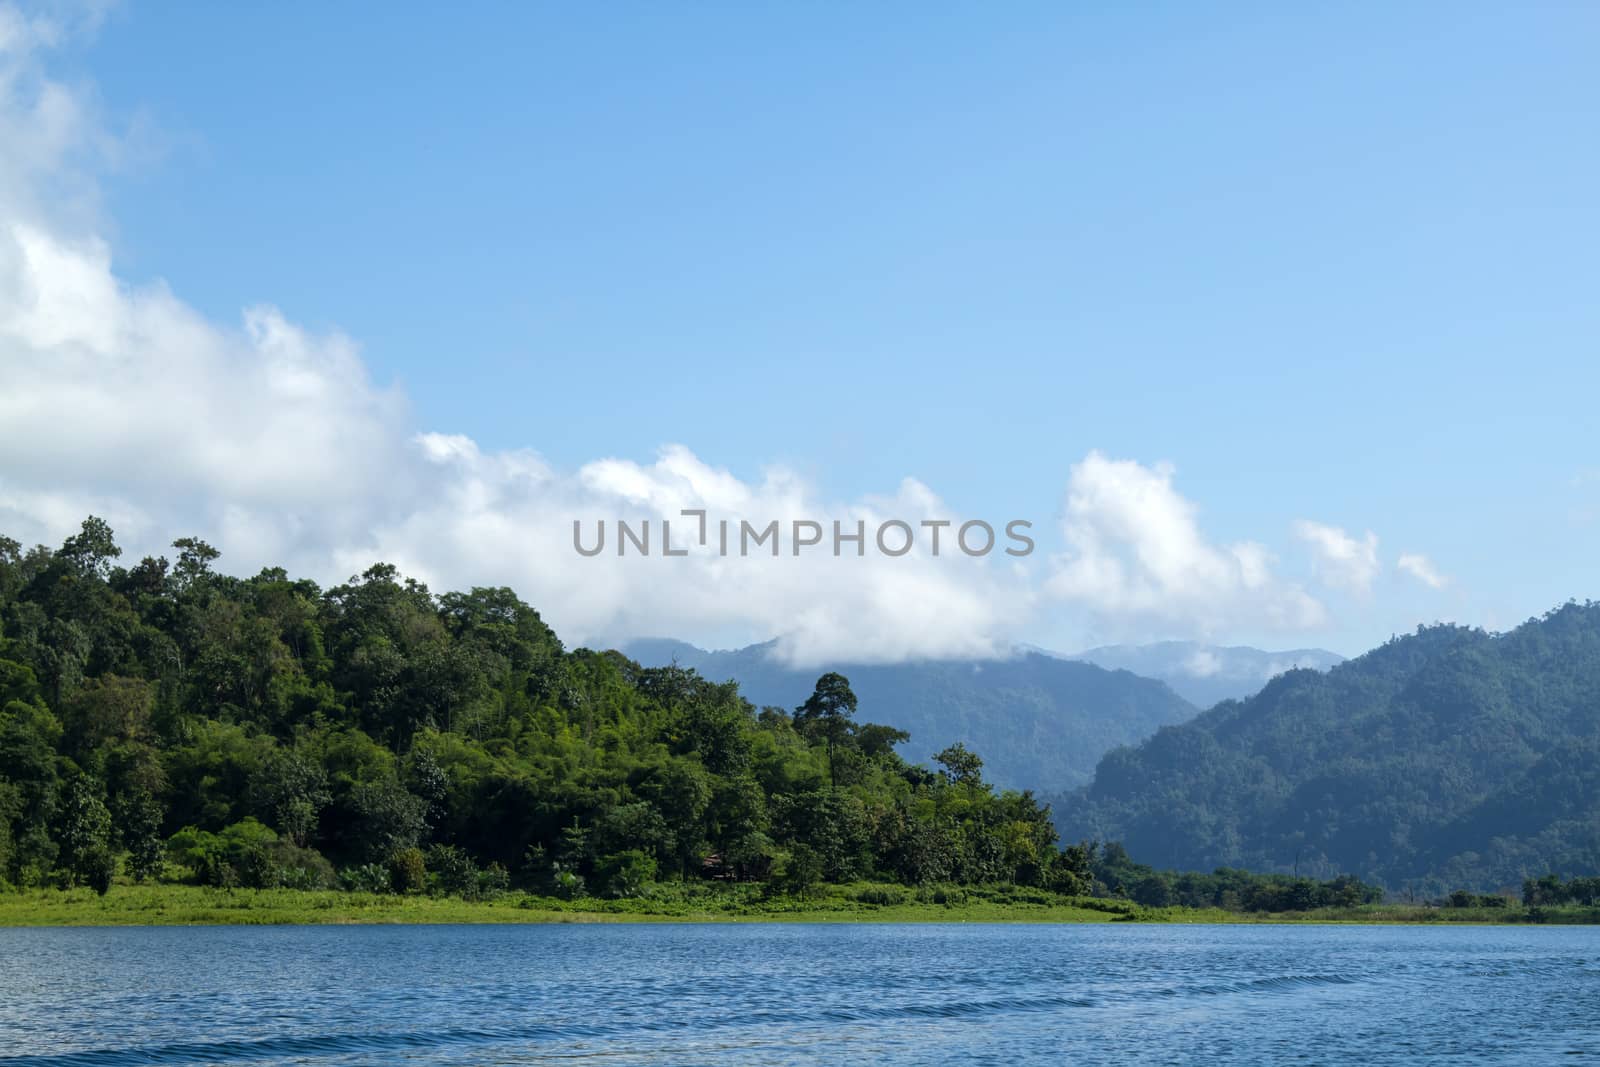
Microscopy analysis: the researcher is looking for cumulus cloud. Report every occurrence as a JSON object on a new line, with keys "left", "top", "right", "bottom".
{"left": 1293, "top": 519, "right": 1380, "bottom": 594}
{"left": 0, "top": 222, "right": 1027, "bottom": 662}
{"left": 1045, "top": 452, "right": 1325, "bottom": 634}
{"left": 347, "top": 442, "right": 1032, "bottom": 666}
{"left": 1397, "top": 552, "right": 1449, "bottom": 590}
{"left": 0, "top": 17, "right": 1042, "bottom": 666}
{"left": 0, "top": 13, "right": 1351, "bottom": 666}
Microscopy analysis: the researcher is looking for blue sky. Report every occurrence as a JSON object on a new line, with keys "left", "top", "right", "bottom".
{"left": 3, "top": 2, "right": 1599, "bottom": 662}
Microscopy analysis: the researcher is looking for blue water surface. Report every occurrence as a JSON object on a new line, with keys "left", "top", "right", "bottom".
{"left": 0, "top": 923, "right": 1595, "bottom": 1065}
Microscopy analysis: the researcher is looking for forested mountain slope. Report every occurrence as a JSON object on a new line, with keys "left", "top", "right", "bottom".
{"left": 0, "top": 518, "right": 1091, "bottom": 896}
{"left": 623, "top": 639, "right": 1198, "bottom": 793}
{"left": 1056, "top": 604, "right": 1600, "bottom": 892}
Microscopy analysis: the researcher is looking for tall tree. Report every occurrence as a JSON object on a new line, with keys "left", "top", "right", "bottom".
{"left": 794, "top": 673, "right": 857, "bottom": 787}
{"left": 115, "top": 787, "right": 167, "bottom": 883}
{"left": 935, "top": 742, "right": 985, "bottom": 800}
{"left": 57, "top": 774, "right": 113, "bottom": 893}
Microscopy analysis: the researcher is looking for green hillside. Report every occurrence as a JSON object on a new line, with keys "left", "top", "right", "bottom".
{"left": 0, "top": 519, "right": 1088, "bottom": 898}
{"left": 1056, "top": 603, "right": 1600, "bottom": 892}
{"left": 624, "top": 639, "right": 1198, "bottom": 793}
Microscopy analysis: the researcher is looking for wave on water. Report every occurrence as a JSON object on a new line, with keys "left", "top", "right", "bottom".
{"left": 1166, "top": 973, "right": 1363, "bottom": 998}
{"left": 0, "top": 973, "right": 1367, "bottom": 1066}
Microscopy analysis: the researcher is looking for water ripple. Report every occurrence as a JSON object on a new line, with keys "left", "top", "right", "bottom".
{"left": 0, "top": 924, "right": 1594, "bottom": 1067}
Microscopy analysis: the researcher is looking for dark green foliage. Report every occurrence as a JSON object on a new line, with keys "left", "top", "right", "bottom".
{"left": 934, "top": 742, "right": 984, "bottom": 796}
{"left": 166, "top": 818, "right": 313, "bottom": 887}
{"left": 1522, "top": 873, "right": 1600, "bottom": 907}
{"left": 595, "top": 849, "right": 656, "bottom": 898}
{"left": 339, "top": 863, "right": 393, "bottom": 894}
{"left": 478, "top": 862, "right": 511, "bottom": 899}
{"left": 259, "top": 841, "right": 336, "bottom": 890}
{"left": 794, "top": 672, "right": 856, "bottom": 786}
{"left": 79, "top": 843, "right": 115, "bottom": 895}
{"left": 424, "top": 844, "right": 479, "bottom": 897}
{"left": 1059, "top": 605, "right": 1600, "bottom": 892}
{"left": 625, "top": 639, "right": 1199, "bottom": 792}
{"left": 250, "top": 749, "right": 330, "bottom": 848}
{"left": 114, "top": 787, "right": 166, "bottom": 882}
{"left": 388, "top": 847, "right": 427, "bottom": 894}
{"left": 780, "top": 843, "right": 824, "bottom": 895}
{"left": 1089, "top": 842, "right": 1383, "bottom": 912}
{"left": 339, "top": 779, "right": 426, "bottom": 864}
{"left": 56, "top": 775, "right": 111, "bottom": 889}
{"left": 0, "top": 517, "right": 1325, "bottom": 902}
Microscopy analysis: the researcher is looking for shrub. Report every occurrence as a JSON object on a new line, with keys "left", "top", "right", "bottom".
{"left": 853, "top": 884, "right": 907, "bottom": 906}
{"left": 234, "top": 839, "right": 336, "bottom": 889}
{"left": 237, "top": 844, "right": 277, "bottom": 889}
{"left": 551, "top": 869, "right": 585, "bottom": 900}
{"left": 340, "top": 863, "right": 394, "bottom": 894}
{"left": 271, "top": 843, "right": 337, "bottom": 890}
{"left": 780, "top": 844, "right": 824, "bottom": 896}
{"left": 389, "top": 847, "right": 427, "bottom": 894}
{"left": 170, "top": 819, "right": 282, "bottom": 887}
{"left": 81, "top": 844, "right": 115, "bottom": 896}
{"left": 595, "top": 850, "right": 656, "bottom": 898}
{"left": 477, "top": 862, "right": 511, "bottom": 900}
{"left": 857, "top": 883, "right": 908, "bottom": 902}
{"left": 198, "top": 852, "right": 239, "bottom": 888}
{"left": 425, "top": 844, "right": 479, "bottom": 898}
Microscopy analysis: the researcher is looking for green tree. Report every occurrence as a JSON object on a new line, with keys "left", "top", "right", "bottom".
{"left": 57, "top": 775, "right": 112, "bottom": 889}
{"left": 59, "top": 517, "right": 121, "bottom": 580}
{"left": 934, "top": 742, "right": 985, "bottom": 799}
{"left": 250, "top": 749, "right": 331, "bottom": 847}
{"left": 115, "top": 787, "right": 167, "bottom": 882}
{"left": 794, "top": 673, "right": 857, "bottom": 787}
{"left": 595, "top": 849, "right": 657, "bottom": 898}
{"left": 389, "top": 846, "right": 428, "bottom": 893}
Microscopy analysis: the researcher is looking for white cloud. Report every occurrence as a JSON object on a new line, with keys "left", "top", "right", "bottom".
{"left": 0, "top": 226, "right": 1028, "bottom": 664}
{"left": 1045, "top": 452, "right": 1325, "bottom": 634}
{"left": 1397, "top": 552, "right": 1449, "bottom": 590}
{"left": 1182, "top": 649, "right": 1222, "bottom": 678}
{"left": 0, "top": 22, "right": 1040, "bottom": 667}
{"left": 1293, "top": 519, "right": 1380, "bottom": 594}
{"left": 350, "top": 442, "right": 1031, "bottom": 666}
{"left": 0, "top": 15, "right": 1353, "bottom": 667}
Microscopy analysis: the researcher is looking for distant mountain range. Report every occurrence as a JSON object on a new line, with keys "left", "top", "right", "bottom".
{"left": 1055, "top": 603, "right": 1600, "bottom": 892}
{"left": 1063, "top": 641, "right": 1345, "bottom": 708}
{"left": 620, "top": 638, "right": 1197, "bottom": 793}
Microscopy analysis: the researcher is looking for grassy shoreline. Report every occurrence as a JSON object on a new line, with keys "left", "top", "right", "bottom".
{"left": 4, "top": 884, "right": 1598, "bottom": 927}
{"left": 0, "top": 885, "right": 1139, "bottom": 926}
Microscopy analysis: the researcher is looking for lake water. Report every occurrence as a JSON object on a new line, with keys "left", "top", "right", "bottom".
{"left": 0, "top": 923, "right": 1595, "bottom": 1065}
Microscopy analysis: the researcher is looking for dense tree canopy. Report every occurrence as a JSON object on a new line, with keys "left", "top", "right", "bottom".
{"left": 624, "top": 638, "right": 1198, "bottom": 792}
{"left": 0, "top": 519, "right": 1087, "bottom": 899}
{"left": 1057, "top": 604, "right": 1600, "bottom": 893}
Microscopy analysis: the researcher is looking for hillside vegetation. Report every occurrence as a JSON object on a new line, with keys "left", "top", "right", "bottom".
{"left": 1057, "top": 604, "right": 1600, "bottom": 892}
{"left": 0, "top": 518, "right": 1093, "bottom": 899}
{"left": 625, "top": 639, "right": 1197, "bottom": 792}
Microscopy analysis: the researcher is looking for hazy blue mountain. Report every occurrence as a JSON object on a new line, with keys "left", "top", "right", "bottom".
{"left": 619, "top": 639, "right": 1198, "bottom": 793}
{"left": 1065, "top": 641, "right": 1345, "bottom": 707}
{"left": 1055, "top": 603, "right": 1600, "bottom": 892}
